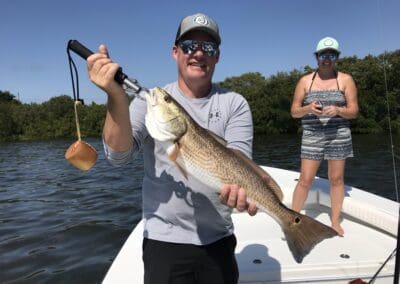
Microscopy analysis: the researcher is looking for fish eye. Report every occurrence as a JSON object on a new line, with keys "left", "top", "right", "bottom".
{"left": 164, "top": 95, "right": 171, "bottom": 103}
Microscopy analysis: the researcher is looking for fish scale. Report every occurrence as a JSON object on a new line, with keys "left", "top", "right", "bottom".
{"left": 180, "top": 126, "right": 279, "bottom": 208}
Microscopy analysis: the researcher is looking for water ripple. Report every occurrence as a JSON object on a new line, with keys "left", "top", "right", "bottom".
{"left": 0, "top": 135, "right": 398, "bottom": 283}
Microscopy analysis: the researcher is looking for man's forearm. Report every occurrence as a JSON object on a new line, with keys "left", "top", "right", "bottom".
{"left": 103, "top": 90, "right": 133, "bottom": 152}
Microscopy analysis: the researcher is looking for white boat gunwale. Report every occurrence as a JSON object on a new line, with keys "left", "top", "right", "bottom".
{"left": 102, "top": 166, "right": 399, "bottom": 284}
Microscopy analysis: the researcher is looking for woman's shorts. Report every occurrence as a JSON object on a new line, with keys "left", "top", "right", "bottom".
{"left": 301, "top": 127, "right": 353, "bottom": 160}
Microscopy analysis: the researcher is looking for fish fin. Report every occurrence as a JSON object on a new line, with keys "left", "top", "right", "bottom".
{"left": 167, "top": 143, "right": 180, "bottom": 161}
{"left": 282, "top": 210, "right": 338, "bottom": 263}
{"left": 232, "top": 149, "right": 284, "bottom": 201}
{"left": 166, "top": 142, "right": 188, "bottom": 178}
{"left": 207, "top": 130, "right": 228, "bottom": 146}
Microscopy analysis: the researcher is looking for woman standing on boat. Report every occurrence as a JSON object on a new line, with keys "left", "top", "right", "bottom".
{"left": 290, "top": 37, "right": 359, "bottom": 236}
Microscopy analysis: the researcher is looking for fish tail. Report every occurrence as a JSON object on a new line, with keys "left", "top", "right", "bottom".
{"left": 282, "top": 211, "right": 338, "bottom": 263}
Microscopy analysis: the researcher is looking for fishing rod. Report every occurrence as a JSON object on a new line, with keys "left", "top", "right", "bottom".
{"left": 67, "top": 39, "right": 148, "bottom": 100}
{"left": 350, "top": 1, "right": 399, "bottom": 283}
{"left": 349, "top": 247, "right": 396, "bottom": 284}
{"left": 395, "top": 213, "right": 399, "bottom": 284}
{"left": 376, "top": 0, "right": 400, "bottom": 282}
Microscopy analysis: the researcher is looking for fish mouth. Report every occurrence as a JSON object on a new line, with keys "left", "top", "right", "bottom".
{"left": 145, "top": 88, "right": 178, "bottom": 124}
{"left": 155, "top": 116, "right": 179, "bottom": 125}
{"left": 145, "top": 90, "right": 158, "bottom": 106}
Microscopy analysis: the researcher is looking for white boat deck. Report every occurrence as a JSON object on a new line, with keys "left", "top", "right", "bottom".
{"left": 234, "top": 210, "right": 395, "bottom": 283}
{"left": 102, "top": 166, "right": 399, "bottom": 284}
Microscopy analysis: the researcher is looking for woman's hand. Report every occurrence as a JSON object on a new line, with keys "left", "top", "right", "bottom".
{"left": 322, "top": 105, "right": 340, "bottom": 117}
{"left": 310, "top": 101, "right": 323, "bottom": 116}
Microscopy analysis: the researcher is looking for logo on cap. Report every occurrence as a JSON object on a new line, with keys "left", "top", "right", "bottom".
{"left": 323, "top": 38, "right": 334, "bottom": 47}
{"left": 194, "top": 15, "right": 208, "bottom": 26}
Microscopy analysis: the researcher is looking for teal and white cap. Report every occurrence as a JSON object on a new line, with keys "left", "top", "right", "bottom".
{"left": 175, "top": 13, "right": 221, "bottom": 45}
{"left": 315, "top": 37, "right": 340, "bottom": 54}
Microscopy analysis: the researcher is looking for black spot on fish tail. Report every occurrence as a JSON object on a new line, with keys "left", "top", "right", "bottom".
{"left": 282, "top": 211, "right": 338, "bottom": 263}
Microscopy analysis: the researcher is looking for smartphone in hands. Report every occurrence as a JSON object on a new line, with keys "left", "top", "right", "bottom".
{"left": 316, "top": 101, "right": 323, "bottom": 110}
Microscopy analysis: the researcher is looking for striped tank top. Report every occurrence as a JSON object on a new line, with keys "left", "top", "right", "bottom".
{"left": 302, "top": 72, "right": 349, "bottom": 130}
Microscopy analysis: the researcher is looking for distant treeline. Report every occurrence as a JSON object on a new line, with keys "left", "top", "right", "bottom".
{"left": 219, "top": 50, "right": 400, "bottom": 135}
{"left": 1, "top": 50, "right": 399, "bottom": 141}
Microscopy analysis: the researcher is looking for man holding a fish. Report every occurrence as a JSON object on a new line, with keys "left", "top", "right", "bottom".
{"left": 87, "top": 13, "right": 256, "bottom": 284}
{"left": 86, "top": 12, "right": 337, "bottom": 284}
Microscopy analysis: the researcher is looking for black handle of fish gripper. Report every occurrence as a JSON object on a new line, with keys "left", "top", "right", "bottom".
{"left": 68, "top": 40, "right": 94, "bottom": 60}
{"left": 67, "top": 39, "right": 128, "bottom": 85}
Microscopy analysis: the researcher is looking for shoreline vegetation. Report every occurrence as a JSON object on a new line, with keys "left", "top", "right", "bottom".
{"left": 1, "top": 50, "right": 399, "bottom": 142}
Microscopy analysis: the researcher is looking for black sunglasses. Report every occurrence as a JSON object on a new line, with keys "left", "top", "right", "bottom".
{"left": 178, "top": 40, "right": 218, "bottom": 57}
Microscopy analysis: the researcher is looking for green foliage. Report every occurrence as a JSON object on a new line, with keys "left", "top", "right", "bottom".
{"left": 0, "top": 93, "right": 21, "bottom": 140}
{"left": 0, "top": 91, "right": 105, "bottom": 141}
{"left": 0, "top": 50, "right": 399, "bottom": 141}
{"left": 217, "top": 50, "right": 400, "bottom": 135}
{"left": 0, "top": 91, "right": 21, "bottom": 104}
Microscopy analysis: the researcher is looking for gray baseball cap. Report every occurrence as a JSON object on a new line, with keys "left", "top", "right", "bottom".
{"left": 175, "top": 13, "right": 221, "bottom": 45}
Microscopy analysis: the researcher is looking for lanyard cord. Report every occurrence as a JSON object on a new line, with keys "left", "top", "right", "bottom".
{"left": 67, "top": 46, "right": 83, "bottom": 141}
{"left": 309, "top": 69, "right": 340, "bottom": 93}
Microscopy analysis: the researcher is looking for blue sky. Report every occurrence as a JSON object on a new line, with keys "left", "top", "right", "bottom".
{"left": 1, "top": 0, "right": 399, "bottom": 104}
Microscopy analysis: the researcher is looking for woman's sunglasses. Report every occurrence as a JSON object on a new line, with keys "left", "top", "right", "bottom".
{"left": 178, "top": 40, "right": 218, "bottom": 57}
{"left": 318, "top": 53, "right": 338, "bottom": 60}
